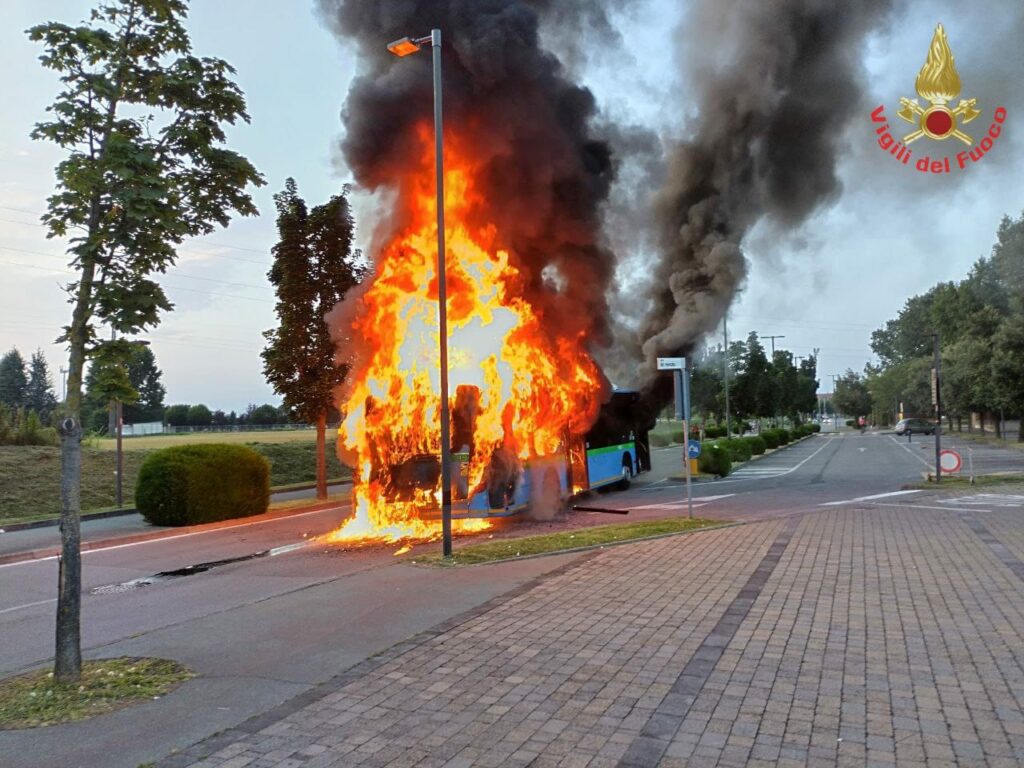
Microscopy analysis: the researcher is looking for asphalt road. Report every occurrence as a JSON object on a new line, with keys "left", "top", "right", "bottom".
{"left": 1, "top": 430, "right": 1021, "bottom": 767}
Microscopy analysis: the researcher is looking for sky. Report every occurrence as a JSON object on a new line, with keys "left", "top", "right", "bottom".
{"left": 0, "top": 0, "right": 1022, "bottom": 412}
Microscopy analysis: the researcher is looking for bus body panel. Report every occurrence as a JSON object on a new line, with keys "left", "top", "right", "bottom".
{"left": 585, "top": 441, "right": 637, "bottom": 489}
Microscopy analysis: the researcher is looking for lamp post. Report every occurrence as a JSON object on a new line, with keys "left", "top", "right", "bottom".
{"left": 388, "top": 29, "right": 453, "bottom": 557}
{"left": 830, "top": 373, "right": 839, "bottom": 432}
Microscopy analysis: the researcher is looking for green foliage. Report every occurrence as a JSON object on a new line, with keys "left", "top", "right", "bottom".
{"left": 186, "top": 404, "right": 212, "bottom": 426}
{"left": 25, "top": 350, "right": 58, "bottom": 420}
{"left": 719, "top": 437, "right": 752, "bottom": 463}
{"left": 669, "top": 429, "right": 686, "bottom": 444}
{"left": 833, "top": 370, "right": 873, "bottom": 419}
{"left": 743, "top": 435, "right": 766, "bottom": 455}
{"left": 135, "top": 444, "right": 269, "bottom": 526}
{"left": 777, "top": 428, "right": 791, "bottom": 444}
{"left": 703, "top": 425, "right": 727, "bottom": 439}
{"left": 649, "top": 433, "right": 670, "bottom": 447}
{"left": 164, "top": 404, "right": 189, "bottom": 426}
{"left": 262, "top": 180, "right": 365, "bottom": 424}
{"left": 0, "top": 349, "right": 28, "bottom": 409}
{"left": 697, "top": 443, "right": 732, "bottom": 477}
{"left": 0, "top": 407, "right": 60, "bottom": 446}
{"left": 760, "top": 429, "right": 781, "bottom": 449}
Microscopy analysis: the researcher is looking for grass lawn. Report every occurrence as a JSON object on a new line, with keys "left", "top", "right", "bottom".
{"left": 91, "top": 428, "right": 323, "bottom": 451}
{"left": 0, "top": 441, "right": 351, "bottom": 526}
{"left": 417, "top": 517, "right": 723, "bottom": 566}
{"left": 0, "top": 657, "right": 191, "bottom": 729}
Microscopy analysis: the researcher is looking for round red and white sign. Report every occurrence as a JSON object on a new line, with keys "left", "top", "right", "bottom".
{"left": 939, "top": 450, "right": 962, "bottom": 474}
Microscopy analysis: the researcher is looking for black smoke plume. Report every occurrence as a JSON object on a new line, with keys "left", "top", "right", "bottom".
{"left": 316, "top": 0, "right": 618, "bottom": 348}
{"left": 639, "top": 0, "right": 893, "bottom": 374}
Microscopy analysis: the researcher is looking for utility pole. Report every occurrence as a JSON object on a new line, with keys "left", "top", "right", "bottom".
{"left": 933, "top": 333, "right": 942, "bottom": 484}
{"left": 723, "top": 313, "right": 731, "bottom": 436}
{"left": 761, "top": 334, "right": 786, "bottom": 357}
{"left": 830, "top": 373, "right": 839, "bottom": 431}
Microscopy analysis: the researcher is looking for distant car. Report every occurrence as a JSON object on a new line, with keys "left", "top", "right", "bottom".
{"left": 894, "top": 418, "right": 936, "bottom": 436}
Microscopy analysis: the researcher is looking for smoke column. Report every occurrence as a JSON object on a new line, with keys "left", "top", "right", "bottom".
{"left": 639, "top": 0, "right": 893, "bottom": 373}
{"left": 317, "top": 0, "right": 618, "bottom": 350}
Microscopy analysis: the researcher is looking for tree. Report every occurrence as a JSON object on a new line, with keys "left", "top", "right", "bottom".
{"left": 833, "top": 370, "right": 873, "bottom": 420}
{"left": 25, "top": 350, "right": 59, "bottom": 420}
{"left": 247, "top": 403, "right": 281, "bottom": 426}
{"left": 991, "top": 315, "right": 1024, "bottom": 438}
{"left": 0, "top": 348, "right": 29, "bottom": 409}
{"left": 262, "top": 180, "right": 365, "bottom": 498}
{"left": 29, "top": 0, "right": 263, "bottom": 681}
{"left": 187, "top": 403, "right": 212, "bottom": 427}
{"left": 164, "top": 404, "right": 190, "bottom": 426}
{"left": 123, "top": 345, "right": 165, "bottom": 423}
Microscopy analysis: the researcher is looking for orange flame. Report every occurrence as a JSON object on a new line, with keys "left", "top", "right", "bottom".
{"left": 325, "top": 127, "right": 605, "bottom": 545}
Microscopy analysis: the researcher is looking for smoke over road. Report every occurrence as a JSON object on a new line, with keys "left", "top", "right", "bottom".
{"left": 318, "top": 0, "right": 893, "bottom": 403}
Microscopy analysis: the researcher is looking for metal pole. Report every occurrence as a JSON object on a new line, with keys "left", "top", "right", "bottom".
{"left": 682, "top": 358, "right": 693, "bottom": 518}
{"left": 830, "top": 373, "right": 838, "bottom": 432}
{"left": 673, "top": 369, "right": 683, "bottom": 422}
{"left": 933, "top": 333, "right": 942, "bottom": 484}
{"left": 116, "top": 399, "right": 123, "bottom": 508}
{"left": 431, "top": 29, "right": 453, "bottom": 557}
{"left": 723, "top": 314, "right": 731, "bottom": 436}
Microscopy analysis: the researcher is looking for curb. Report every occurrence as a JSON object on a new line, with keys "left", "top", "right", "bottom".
{"left": 0, "top": 498, "right": 348, "bottom": 567}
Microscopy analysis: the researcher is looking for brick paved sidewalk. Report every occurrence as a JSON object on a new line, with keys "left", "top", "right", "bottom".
{"left": 159, "top": 507, "right": 1024, "bottom": 768}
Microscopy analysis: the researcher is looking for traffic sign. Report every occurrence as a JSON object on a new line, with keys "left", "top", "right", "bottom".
{"left": 687, "top": 439, "right": 701, "bottom": 459}
{"left": 939, "top": 449, "right": 961, "bottom": 474}
{"left": 657, "top": 357, "right": 685, "bottom": 370}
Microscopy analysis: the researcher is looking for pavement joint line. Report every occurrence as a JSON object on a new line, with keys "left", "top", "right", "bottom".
{"left": 617, "top": 515, "right": 802, "bottom": 768}
{"left": 152, "top": 550, "right": 604, "bottom": 768}
{"left": 961, "top": 513, "right": 1024, "bottom": 584}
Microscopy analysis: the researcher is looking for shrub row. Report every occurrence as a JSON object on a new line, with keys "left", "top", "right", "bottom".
{"left": 136, "top": 444, "right": 270, "bottom": 526}
{"left": 697, "top": 442, "right": 732, "bottom": 477}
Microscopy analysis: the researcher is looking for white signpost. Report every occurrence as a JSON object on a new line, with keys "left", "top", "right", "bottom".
{"left": 658, "top": 357, "right": 693, "bottom": 518}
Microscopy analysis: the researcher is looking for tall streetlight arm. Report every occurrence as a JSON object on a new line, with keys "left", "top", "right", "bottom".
{"left": 389, "top": 29, "right": 453, "bottom": 557}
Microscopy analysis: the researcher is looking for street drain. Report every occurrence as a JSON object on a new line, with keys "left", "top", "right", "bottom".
{"left": 89, "top": 541, "right": 308, "bottom": 595}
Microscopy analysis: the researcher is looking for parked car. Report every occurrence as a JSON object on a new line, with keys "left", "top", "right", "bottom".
{"left": 894, "top": 417, "right": 936, "bottom": 436}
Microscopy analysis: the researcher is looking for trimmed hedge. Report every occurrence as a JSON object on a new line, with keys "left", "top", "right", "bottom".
{"left": 698, "top": 443, "right": 732, "bottom": 477}
{"left": 777, "top": 428, "right": 791, "bottom": 444}
{"left": 136, "top": 444, "right": 270, "bottom": 527}
{"left": 760, "top": 429, "right": 781, "bottom": 449}
{"left": 703, "top": 425, "right": 727, "bottom": 439}
{"left": 669, "top": 429, "right": 686, "bottom": 444}
{"left": 720, "top": 437, "right": 752, "bottom": 463}
{"left": 744, "top": 435, "right": 767, "bottom": 455}
{"left": 809, "top": 423, "right": 821, "bottom": 433}
{"left": 650, "top": 433, "right": 670, "bottom": 447}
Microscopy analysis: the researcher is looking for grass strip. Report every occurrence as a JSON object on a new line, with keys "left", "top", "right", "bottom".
{"left": 0, "top": 657, "right": 192, "bottom": 729}
{"left": 418, "top": 517, "right": 722, "bottom": 566}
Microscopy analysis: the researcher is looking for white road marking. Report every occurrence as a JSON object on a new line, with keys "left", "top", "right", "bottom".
{"left": 0, "top": 598, "right": 56, "bottom": 615}
{"left": 821, "top": 490, "right": 922, "bottom": 507}
{"left": 0, "top": 503, "right": 350, "bottom": 570}
{"left": 867, "top": 502, "right": 990, "bottom": 513}
{"left": 938, "top": 494, "right": 1024, "bottom": 508}
{"left": 631, "top": 494, "right": 734, "bottom": 510}
{"left": 889, "top": 435, "right": 934, "bottom": 468}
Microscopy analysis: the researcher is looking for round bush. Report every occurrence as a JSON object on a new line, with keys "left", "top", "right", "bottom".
{"left": 721, "top": 437, "right": 752, "bottom": 463}
{"left": 776, "top": 428, "right": 792, "bottom": 444}
{"left": 698, "top": 443, "right": 732, "bottom": 477}
{"left": 744, "top": 435, "right": 766, "bottom": 455}
{"left": 649, "top": 432, "right": 670, "bottom": 447}
{"left": 669, "top": 429, "right": 686, "bottom": 444}
{"left": 809, "top": 423, "right": 821, "bottom": 433}
{"left": 761, "top": 429, "right": 781, "bottom": 449}
{"left": 136, "top": 444, "right": 270, "bottom": 526}
{"left": 845, "top": 419, "right": 856, "bottom": 427}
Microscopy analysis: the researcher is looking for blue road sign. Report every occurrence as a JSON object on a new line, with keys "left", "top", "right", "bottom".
{"left": 687, "top": 439, "right": 701, "bottom": 459}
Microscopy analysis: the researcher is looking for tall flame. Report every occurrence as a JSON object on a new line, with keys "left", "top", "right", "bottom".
{"left": 915, "top": 23, "right": 962, "bottom": 105}
{"left": 326, "top": 126, "right": 605, "bottom": 545}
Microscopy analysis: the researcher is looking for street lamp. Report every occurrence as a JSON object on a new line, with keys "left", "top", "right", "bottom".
{"left": 830, "top": 373, "right": 839, "bottom": 432}
{"left": 388, "top": 29, "right": 453, "bottom": 557}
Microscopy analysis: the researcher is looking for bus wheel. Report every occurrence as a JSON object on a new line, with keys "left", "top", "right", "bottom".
{"left": 616, "top": 456, "right": 633, "bottom": 490}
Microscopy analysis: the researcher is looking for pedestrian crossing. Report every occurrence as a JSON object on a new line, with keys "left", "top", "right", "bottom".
{"left": 729, "top": 464, "right": 797, "bottom": 479}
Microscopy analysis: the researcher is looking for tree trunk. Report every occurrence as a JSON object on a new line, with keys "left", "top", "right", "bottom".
{"left": 316, "top": 411, "right": 327, "bottom": 500}
{"left": 55, "top": 281, "right": 91, "bottom": 682}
